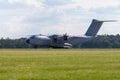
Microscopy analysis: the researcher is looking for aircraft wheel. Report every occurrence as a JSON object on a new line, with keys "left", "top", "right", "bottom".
{"left": 33, "top": 45, "right": 38, "bottom": 48}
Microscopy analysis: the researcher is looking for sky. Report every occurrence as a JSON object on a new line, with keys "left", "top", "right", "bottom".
{"left": 0, "top": 0, "right": 120, "bottom": 38}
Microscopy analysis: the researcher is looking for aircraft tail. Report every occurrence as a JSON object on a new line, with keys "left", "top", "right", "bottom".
{"left": 85, "top": 19, "right": 116, "bottom": 37}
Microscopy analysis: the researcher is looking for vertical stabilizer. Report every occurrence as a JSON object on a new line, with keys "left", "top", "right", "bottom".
{"left": 85, "top": 19, "right": 103, "bottom": 37}
{"left": 85, "top": 19, "right": 115, "bottom": 37}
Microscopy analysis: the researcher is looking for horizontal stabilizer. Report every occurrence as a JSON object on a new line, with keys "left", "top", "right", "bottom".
{"left": 95, "top": 20, "right": 117, "bottom": 22}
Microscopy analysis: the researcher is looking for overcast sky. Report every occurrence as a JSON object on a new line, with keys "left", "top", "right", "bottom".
{"left": 0, "top": 0, "right": 120, "bottom": 38}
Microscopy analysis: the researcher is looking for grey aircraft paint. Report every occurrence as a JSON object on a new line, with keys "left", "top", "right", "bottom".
{"left": 26, "top": 19, "right": 115, "bottom": 48}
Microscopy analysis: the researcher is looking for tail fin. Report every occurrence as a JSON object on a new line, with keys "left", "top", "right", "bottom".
{"left": 85, "top": 19, "right": 116, "bottom": 37}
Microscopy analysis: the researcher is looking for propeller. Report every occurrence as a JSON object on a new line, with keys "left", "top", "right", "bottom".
{"left": 63, "top": 33, "right": 69, "bottom": 40}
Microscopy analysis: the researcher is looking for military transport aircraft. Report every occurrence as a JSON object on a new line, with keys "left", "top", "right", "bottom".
{"left": 26, "top": 19, "right": 115, "bottom": 48}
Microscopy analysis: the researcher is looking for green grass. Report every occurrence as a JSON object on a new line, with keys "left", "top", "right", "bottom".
{"left": 0, "top": 49, "right": 120, "bottom": 80}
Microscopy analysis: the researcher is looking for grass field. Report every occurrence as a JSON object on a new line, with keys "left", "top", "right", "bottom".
{"left": 0, "top": 49, "right": 120, "bottom": 80}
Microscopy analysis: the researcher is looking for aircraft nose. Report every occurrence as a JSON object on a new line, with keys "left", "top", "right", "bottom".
{"left": 26, "top": 39, "right": 30, "bottom": 44}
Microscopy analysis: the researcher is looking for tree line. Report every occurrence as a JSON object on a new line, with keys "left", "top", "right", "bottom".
{"left": 81, "top": 34, "right": 120, "bottom": 48}
{"left": 0, "top": 38, "right": 31, "bottom": 48}
{"left": 0, "top": 35, "right": 120, "bottom": 48}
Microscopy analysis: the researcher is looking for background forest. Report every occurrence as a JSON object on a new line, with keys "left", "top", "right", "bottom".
{"left": 0, "top": 35, "right": 120, "bottom": 48}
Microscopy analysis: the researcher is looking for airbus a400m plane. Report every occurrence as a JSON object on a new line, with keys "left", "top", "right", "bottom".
{"left": 26, "top": 19, "right": 115, "bottom": 48}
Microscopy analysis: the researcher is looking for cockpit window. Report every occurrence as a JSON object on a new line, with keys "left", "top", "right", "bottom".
{"left": 30, "top": 36, "right": 35, "bottom": 39}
